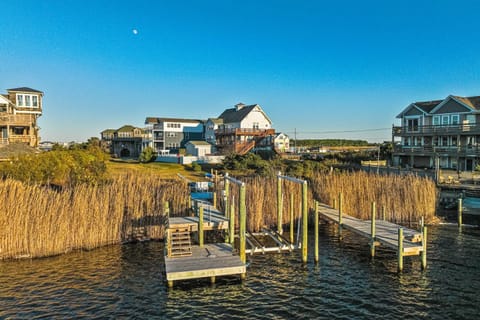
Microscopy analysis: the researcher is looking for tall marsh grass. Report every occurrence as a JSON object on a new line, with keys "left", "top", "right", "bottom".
{"left": 0, "top": 174, "right": 188, "bottom": 259}
{"left": 219, "top": 171, "right": 437, "bottom": 233}
{"left": 309, "top": 171, "right": 437, "bottom": 223}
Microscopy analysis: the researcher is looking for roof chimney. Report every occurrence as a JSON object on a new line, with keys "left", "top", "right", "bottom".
{"left": 235, "top": 102, "right": 245, "bottom": 111}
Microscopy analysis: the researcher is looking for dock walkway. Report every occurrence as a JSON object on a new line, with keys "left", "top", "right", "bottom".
{"left": 316, "top": 202, "right": 427, "bottom": 270}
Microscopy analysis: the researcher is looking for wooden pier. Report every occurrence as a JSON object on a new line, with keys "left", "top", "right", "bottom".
{"left": 316, "top": 201, "right": 427, "bottom": 271}
{"left": 164, "top": 200, "right": 246, "bottom": 287}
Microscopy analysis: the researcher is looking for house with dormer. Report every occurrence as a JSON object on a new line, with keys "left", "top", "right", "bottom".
{"left": 392, "top": 95, "right": 480, "bottom": 170}
{"left": 214, "top": 103, "right": 275, "bottom": 154}
{"left": 0, "top": 87, "right": 43, "bottom": 147}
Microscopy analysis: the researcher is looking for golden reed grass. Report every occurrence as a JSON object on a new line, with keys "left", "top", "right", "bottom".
{"left": 218, "top": 171, "right": 437, "bottom": 233}
{"left": 309, "top": 171, "right": 437, "bottom": 223}
{"left": 0, "top": 174, "right": 188, "bottom": 260}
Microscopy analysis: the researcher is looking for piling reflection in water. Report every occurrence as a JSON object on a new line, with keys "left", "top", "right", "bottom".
{"left": 1, "top": 224, "right": 480, "bottom": 319}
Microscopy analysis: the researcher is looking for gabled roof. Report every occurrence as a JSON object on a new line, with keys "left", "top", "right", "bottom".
{"left": 452, "top": 95, "right": 480, "bottom": 110}
{"left": 101, "top": 129, "right": 116, "bottom": 134}
{"left": 218, "top": 103, "right": 272, "bottom": 124}
{"left": 117, "top": 125, "right": 141, "bottom": 132}
{"left": 186, "top": 140, "right": 212, "bottom": 146}
{"left": 396, "top": 95, "right": 480, "bottom": 118}
{"left": 414, "top": 100, "right": 442, "bottom": 113}
{"left": 0, "top": 94, "right": 12, "bottom": 104}
{"left": 145, "top": 117, "right": 204, "bottom": 124}
{"left": 396, "top": 103, "right": 428, "bottom": 118}
{"left": 7, "top": 87, "right": 43, "bottom": 94}
{"left": 208, "top": 117, "right": 224, "bottom": 125}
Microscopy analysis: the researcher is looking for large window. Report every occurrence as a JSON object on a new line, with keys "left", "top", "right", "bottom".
{"left": 406, "top": 118, "right": 419, "bottom": 132}
{"left": 451, "top": 115, "right": 460, "bottom": 125}
{"left": 16, "top": 94, "right": 39, "bottom": 108}
{"left": 442, "top": 116, "right": 449, "bottom": 125}
{"left": 433, "top": 116, "right": 440, "bottom": 125}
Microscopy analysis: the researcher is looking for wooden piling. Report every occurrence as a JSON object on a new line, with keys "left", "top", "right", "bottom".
{"left": 338, "top": 193, "right": 343, "bottom": 237}
{"left": 398, "top": 228, "right": 404, "bottom": 272}
{"left": 239, "top": 183, "right": 247, "bottom": 264}
{"left": 333, "top": 198, "right": 337, "bottom": 210}
{"left": 302, "top": 180, "right": 308, "bottom": 263}
{"left": 224, "top": 178, "right": 230, "bottom": 243}
{"left": 421, "top": 226, "right": 427, "bottom": 270}
{"left": 315, "top": 200, "right": 319, "bottom": 263}
{"left": 199, "top": 206, "right": 204, "bottom": 247}
{"left": 458, "top": 198, "right": 463, "bottom": 228}
{"left": 229, "top": 200, "right": 235, "bottom": 245}
{"left": 370, "top": 201, "right": 376, "bottom": 257}
{"left": 277, "top": 173, "right": 283, "bottom": 235}
{"left": 213, "top": 192, "right": 217, "bottom": 208}
{"left": 164, "top": 201, "right": 170, "bottom": 217}
{"left": 382, "top": 205, "right": 386, "bottom": 221}
{"left": 290, "top": 193, "right": 294, "bottom": 244}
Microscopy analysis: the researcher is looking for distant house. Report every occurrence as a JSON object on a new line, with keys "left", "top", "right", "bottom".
{"left": 102, "top": 125, "right": 145, "bottom": 158}
{"left": 0, "top": 87, "right": 43, "bottom": 147}
{"left": 100, "top": 129, "right": 115, "bottom": 153}
{"left": 144, "top": 117, "right": 204, "bottom": 153}
{"left": 392, "top": 94, "right": 480, "bottom": 170}
{"left": 215, "top": 103, "right": 275, "bottom": 155}
{"left": 205, "top": 118, "right": 223, "bottom": 145}
{"left": 273, "top": 133, "right": 290, "bottom": 153}
{"left": 185, "top": 140, "right": 213, "bottom": 157}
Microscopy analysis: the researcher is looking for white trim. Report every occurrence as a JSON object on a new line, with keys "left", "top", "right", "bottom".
{"left": 14, "top": 110, "right": 42, "bottom": 114}
{"left": 396, "top": 103, "right": 428, "bottom": 118}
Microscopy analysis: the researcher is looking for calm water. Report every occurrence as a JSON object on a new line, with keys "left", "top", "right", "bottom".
{"left": 1, "top": 224, "right": 479, "bottom": 319}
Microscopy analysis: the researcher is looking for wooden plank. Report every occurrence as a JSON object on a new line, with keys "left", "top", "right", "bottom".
{"left": 165, "top": 243, "right": 246, "bottom": 281}
{"left": 317, "top": 203, "right": 423, "bottom": 254}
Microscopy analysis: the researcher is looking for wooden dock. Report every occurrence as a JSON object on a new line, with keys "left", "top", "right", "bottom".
{"left": 165, "top": 242, "right": 246, "bottom": 286}
{"left": 316, "top": 202, "right": 427, "bottom": 271}
{"left": 164, "top": 201, "right": 246, "bottom": 287}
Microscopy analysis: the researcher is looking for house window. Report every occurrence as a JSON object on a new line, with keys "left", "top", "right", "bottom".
{"left": 406, "top": 118, "right": 419, "bottom": 132}
{"left": 442, "top": 116, "right": 449, "bottom": 125}
{"left": 433, "top": 137, "right": 439, "bottom": 146}
{"left": 167, "top": 132, "right": 176, "bottom": 137}
{"left": 17, "top": 95, "right": 23, "bottom": 106}
{"left": 32, "top": 96, "right": 38, "bottom": 107}
{"left": 451, "top": 115, "right": 459, "bottom": 125}
{"left": 25, "top": 95, "right": 31, "bottom": 107}
{"left": 441, "top": 137, "right": 448, "bottom": 146}
{"left": 253, "top": 122, "right": 259, "bottom": 129}
{"left": 433, "top": 116, "right": 440, "bottom": 126}
{"left": 451, "top": 136, "right": 458, "bottom": 146}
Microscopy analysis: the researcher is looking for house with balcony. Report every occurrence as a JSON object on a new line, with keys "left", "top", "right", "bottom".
{"left": 214, "top": 103, "right": 275, "bottom": 155}
{"left": 144, "top": 117, "right": 204, "bottom": 154}
{"left": 0, "top": 87, "right": 43, "bottom": 147}
{"left": 392, "top": 95, "right": 480, "bottom": 171}
{"left": 105, "top": 125, "right": 145, "bottom": 158}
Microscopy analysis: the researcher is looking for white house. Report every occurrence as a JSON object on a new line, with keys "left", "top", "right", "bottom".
{"left": 185, "top": 140, "right": 213, "bottom": 157}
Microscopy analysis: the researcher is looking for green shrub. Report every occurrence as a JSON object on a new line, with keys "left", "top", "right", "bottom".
{"left": 139, "top": 147, "right": 156, "bottom": 163}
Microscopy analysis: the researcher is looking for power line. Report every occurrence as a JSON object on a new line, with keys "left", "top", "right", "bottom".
{"left": 284, "top": 127, "right": 390, "bottom": 135}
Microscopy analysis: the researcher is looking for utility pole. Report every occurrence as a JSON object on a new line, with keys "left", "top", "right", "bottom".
{"left": 294, "top": 128, "right": 297, "bottom": 153}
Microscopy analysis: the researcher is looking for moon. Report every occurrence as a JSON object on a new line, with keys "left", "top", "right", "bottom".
{"left": 132, "top": 29, "right": 138, "bottom": 35}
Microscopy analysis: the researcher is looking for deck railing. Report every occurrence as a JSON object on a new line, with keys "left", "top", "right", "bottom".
{"left": 215, "top": 128, "right": 275, "bottom": 136}
{"left": 393, "top": 124, "right": 480, "bottom": 136}
{"left": 0, "top": 114, "right": 35, "bottom": 126}
{"left": 394, "top": 145, "right": 480, "bottom": 155}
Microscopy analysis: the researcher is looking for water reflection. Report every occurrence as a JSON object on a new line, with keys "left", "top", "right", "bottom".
{"left": 1, "top": 225, "right": 480, "bottom": 319}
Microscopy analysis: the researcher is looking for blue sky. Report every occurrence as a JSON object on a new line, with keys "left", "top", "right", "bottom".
{"left": 2, "top": 0, "right": 480, "bottom": 143}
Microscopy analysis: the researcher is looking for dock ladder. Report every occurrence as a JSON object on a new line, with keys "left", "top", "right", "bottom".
{"left": 167, "top": 227, "right": 193, "bottom": 257}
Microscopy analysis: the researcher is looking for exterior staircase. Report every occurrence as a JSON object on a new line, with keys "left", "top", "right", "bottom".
{"left": 167, "top": 227, "right": 193, "bottom": 258}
